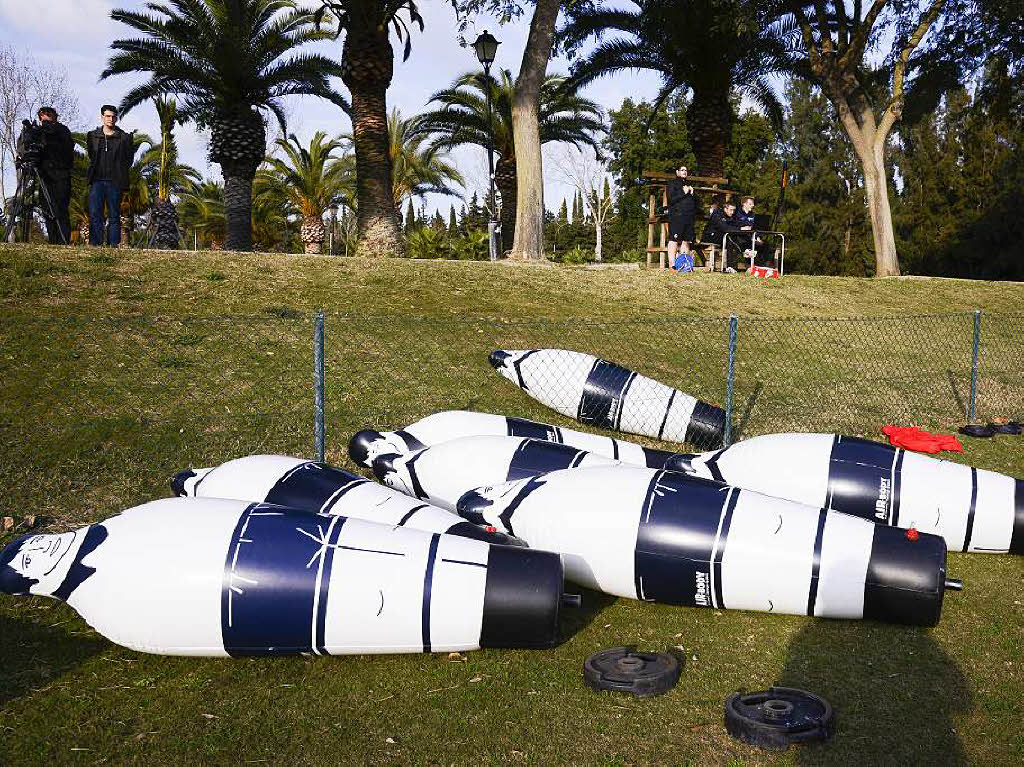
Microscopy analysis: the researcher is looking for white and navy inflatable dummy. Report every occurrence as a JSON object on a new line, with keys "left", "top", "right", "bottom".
{"left": 666, "top": 434, "right": 1024, "bottom": 555}
{"left": 488, "top": 349, "right": 727, "bottom": 449}
{"left": 372, "top": 435, "right": 618, "bottom": 511}
{"left": 457, "top": 466, "right": 962, "bottom": 626}
{"left": 348, "top": 409, "right": 677, "bottom": 470}
{"left": 171, "top": 454, "right": 518, "bottom": 546}
{"left": 0, "top": 498, "right": 564, "bottom": 656}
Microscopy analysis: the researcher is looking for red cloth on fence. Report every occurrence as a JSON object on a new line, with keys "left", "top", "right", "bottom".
{"left": 882, "top": 426, "right": 964, "bottom": 453}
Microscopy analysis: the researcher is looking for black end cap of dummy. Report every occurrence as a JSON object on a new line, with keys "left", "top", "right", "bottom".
{"left": 445, "top": 521, "right": 525, "bottom": 547}
{"left": 584, "top": 646, "right": 681, "bottom": 697}
{"left": 370, "top": 453, "right": 399, "bottom": 482}
{"left": 170, "top": 469, "right": 196, "bottom": 497}
{"left": 725, "top": 687, "right": 834, "bottom": 750}
{"left": 1010, "top": 479, "right": 1024, "bottom": 555}
{"left": 489, "top": 350, "right": 512, "bottom": 370}
{"left": 684, "top": 400, "right": 728, "bottom": 449}
{"left": 642, "top": 446, "right": 679, "bottom": 470}
{"left": 348, "top": 429, "right": 384, "bottom": 468}
{"left": 663, "top": 452, "right": 698, "bottom": 473}
{"left": 479, "top": 545, "right": 563, "bottom": 649}
{"left": 862, "top": 525, "right": 950, "bottom": 627}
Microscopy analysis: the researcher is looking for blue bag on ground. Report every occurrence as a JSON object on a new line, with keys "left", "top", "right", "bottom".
{"left": 673, "top": 252, "right": 695, "bottom": 272}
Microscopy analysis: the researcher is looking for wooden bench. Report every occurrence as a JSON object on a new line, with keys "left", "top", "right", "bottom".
{"left": 642, "top": 171, "right": 737, "bottom": 271}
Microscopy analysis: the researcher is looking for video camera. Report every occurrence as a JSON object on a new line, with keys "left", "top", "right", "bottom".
{"left": 16, "top": 119, "right": 46, "bottom": 169}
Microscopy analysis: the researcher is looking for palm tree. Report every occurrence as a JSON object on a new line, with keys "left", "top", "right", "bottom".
{"left": 415, "top": 70, "right": 603, "bottom": 250}
{"left": 103, "top": 0, "right": 347, "bottom": 251}
{"left": 150, "top": 96, "right": 185, "bottom": 249}
{"left": 386, "top": 110, "right": 463, "bottom": 214}
{"left": 119, "top": 132, "right": 156, "bottom": 247}
{"left": 260, "top": 131, "right": 352, "bottom": 253}
{"left": 560, "top": 0, "right": 788, "bottom": 177}
{"left": 178, "top": 180, "right": 227, "bottom": 249}
{"left": 317, "top": 0, "right": 424, "bottom": 257}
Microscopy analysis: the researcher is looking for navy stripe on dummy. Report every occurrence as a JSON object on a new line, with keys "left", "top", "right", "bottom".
{"left": 643, "top": 447, "right": 676, "bottom": 469}
{"left": 421, "top": 533, "right": 441, "bottom": 652}
{"left": 1010, "top": 480, "right": 1024, "bottom": 555}
{"left": 891, "top": 450, "right": 905, "bottom": 527}
{"left": 265, "top": 463, "right": 368, "bottom": 512}
{"left": 614, "top": 372, "right": 638, "bottom": 429}
{"left": 703, "top": 449, "right": 727, "bottom": 483}
{"left": 825, "top": 436, "right": 899, "bottom": 523}
{"left": 806, "top": 510, "right": 828, "bottom": 616}
{"left": 222, "top": 505, "right": 336, "bottom": 656}
{"left": 395, "top": 430, "right": 426, "bottom": 452}
{"left": 684, "top": 400, "right": 727, "bottom": 448}
{"left": 404, "top": 453, "right": 429, "bottom": 500}
{"left": 506, "top": 416, "right": 560, "bottom": 442}
{"left": 513, "top": 350, "right": 540, "bottom": 390}
{"left": 962, "top": 468, "right": 978, "bottom": 553}
{"left": 315, "top": 516, "right": 346, "bottom": 654}
{"left": 711, "top": 489, "right": 739, "bottom": 609}
{"left": 507, "top": 439, "right": 583, "bottom": 481}
{"left": 657, "top": 390, "right": 677, "bottom": 440}
{"left": 634, "top": 471, "right": 729, "bottom": 607}
{"left": 498, "top": 476, "right": 548, "bottom": 538}
{"left": 578, "top": 359, "right": 634, "bottom": 429}
{"left": 397, "top": 504, "right": 429, "bottom": 527}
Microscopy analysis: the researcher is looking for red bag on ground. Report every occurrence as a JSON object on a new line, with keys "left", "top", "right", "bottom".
{"left": 749, "top": 265, "right": 779, "bottom": 279}
{"left": 882, "top": 425, "right": 964, "bottom": 453}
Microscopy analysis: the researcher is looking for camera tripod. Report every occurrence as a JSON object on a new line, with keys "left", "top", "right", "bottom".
{"left": 2, "top": 160, "right": 67, "bottom": 245}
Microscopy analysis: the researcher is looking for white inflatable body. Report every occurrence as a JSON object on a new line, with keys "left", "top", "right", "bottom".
{"left": 668, "top": 434, "right": 1024, "bottom": 555}
{"left": 0, "top": 498, "right": 564, "bottom": 656}
{"left": 348, "top": 409, "right": 676, "bottom": 470}
{"left": 458, "top": 466, "right": 959, "bottom": 626}
{"left": 171, "top": 454, "right": 517, "bottom": 545}
{"left": 488, "top": 349, "right": 727, "bottom": 448}
{"left": 372, "top": 435, "right": 618, "bottom": 511}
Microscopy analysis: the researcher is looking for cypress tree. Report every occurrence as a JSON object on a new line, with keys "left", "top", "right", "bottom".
{"left": 404, "top": 199, "right": 417, "bottom": 233}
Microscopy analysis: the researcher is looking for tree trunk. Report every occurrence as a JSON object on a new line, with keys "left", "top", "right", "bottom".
{"left": 222, "top": 165, "right": 254, "bottom": 251}
{"left": 151, "top": 198, "right": 180, "bottom": 250}
{"left": 494, "top": 155, "right": 517, "bottom": 254}
{"left": 301, "top": 213, "right": 326, "bottom": 255}
{"left": 342, "top": 28, "right": 404, "bottom": 258}
{"left": 687, "top": 88, "right": 732, "bottom": 178}
{"left": 509, "top": 0, "right": 560, "bottom": 261}
{"left": 594, "top": 217, "right": 603, "bottom": 262}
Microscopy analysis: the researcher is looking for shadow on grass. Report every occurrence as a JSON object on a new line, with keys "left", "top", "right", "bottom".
{"left": 733, "top": 381, "right": 763, "bottom": 442}
{"left": 778, "top": 621, "right": 971, "bottom": 764}
{"left": 0, "top": 614, "right": 107, "bottom": 707}
{"left": 557, "top": 587, "right": 618, "bottom": 645}
{"left": 946, "top": 369, "right": 967, "bottom": 420}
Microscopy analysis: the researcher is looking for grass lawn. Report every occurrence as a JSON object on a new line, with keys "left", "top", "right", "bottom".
{"left": 1, "top": 244, "right": 1022, "bottom": 765}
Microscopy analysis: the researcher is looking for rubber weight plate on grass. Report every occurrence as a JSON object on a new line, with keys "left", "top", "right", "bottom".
{"left": 724, "top": 687, "right": 834, "bottom": 749}
{"left": 583, "top": 646, "right": 681, "bottom": 697}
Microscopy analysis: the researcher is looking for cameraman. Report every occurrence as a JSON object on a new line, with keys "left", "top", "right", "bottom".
{"left": 86, "top": 105, "right": 134, "bottom": 247}
{"left": 16, "top": 107, "right": 75, "bottom": 244}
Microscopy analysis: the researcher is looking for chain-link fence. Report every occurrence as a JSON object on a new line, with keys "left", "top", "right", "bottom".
{"left": 3, "top": 310, "right": 1022, "bottom": 513}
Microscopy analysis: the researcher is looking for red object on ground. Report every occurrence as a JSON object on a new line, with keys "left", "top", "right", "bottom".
{"left": 882, "top": 425, "right": 964, "bottom": 453}
{"left": 749, "top": 265, "right": 780, "bottom": 279}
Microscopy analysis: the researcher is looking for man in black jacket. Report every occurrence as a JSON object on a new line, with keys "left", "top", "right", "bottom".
{"left": 16, "top": 107, "right": 75, "bottom": 244}
{"left": 86, "top": 105, "right": 134, "bottom": 247}
{"left": 666, "top": 165, "right": 700, "bottom": 264}
{"left": 701, "top": 199, "right": 743, "bottom": 271}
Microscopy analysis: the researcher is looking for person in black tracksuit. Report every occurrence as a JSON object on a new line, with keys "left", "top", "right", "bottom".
{"left": 701, "top": 199, "right": 744, "bottom": 271}
{"left": 86, "top": 105, "right": 135, "bottom": 247}
{"left": 666, "top": 165, "right": 700, "bottom": 264}
{"left": 735, "top": 196, "right": 775, "bottom": 267}
{"left": 16, "top": 107, "right": 75, "bottom": 244}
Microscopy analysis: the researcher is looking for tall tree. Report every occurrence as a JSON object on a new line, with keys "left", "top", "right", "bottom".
{"left": 260, "top": 131, "right": 351, "bottom": 253}
{"left": 317, "top": 1, "right": 424, "bottom": 257}
{"left": 105, "top": 0, "right": 347, "bottom": 251}
{"left": 415, "top": 69, "right": 602, "bottom": 249}
{"left": 384, "top": 109, "right": 464, "bottom": 214}
{"left": 150, "top": 96, "right": 184, "bottom": 249}
{"left": 779, "top": 0, "right": 972, "bottom": 276}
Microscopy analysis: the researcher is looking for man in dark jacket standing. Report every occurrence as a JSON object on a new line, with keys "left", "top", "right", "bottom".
{"left": 22, "top": 107, "right": 75, "bottom": 244}
{"left": 666, "top": 165, "right": 700, "bottom": 264}
{"left": 701, "top": 199, "right": 743, "bottom": 271}
{"left": 86, "top": 105, "right": 134, "bottom": 247}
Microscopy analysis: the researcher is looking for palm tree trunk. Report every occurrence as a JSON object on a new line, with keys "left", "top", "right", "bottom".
{"left": 222, "top": 165, "right": 254, "bottom": 251}
{"left": 342, "top": 28, "right": 404, "bottom": 258}
{"left": 686, "top": 88, "right": 732, "bottom": 178}
{"left": 209, "top": 111, "right": 265, "bottom": 252}
{"left": 495, "top": 155, "right": 517, "bottom": 254}
{"left": 301, "top": 213, "right": 326, "bottom": 255}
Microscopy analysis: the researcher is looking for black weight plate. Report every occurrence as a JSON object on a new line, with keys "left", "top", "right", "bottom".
{"left": 960, "top": 424, "right": 995, "bottom": 438}
{"left": 989, "top": 422, "right": 1023, "bottom": 435}
{"left": 583, "top": 646, "right": 681, "bottom": 697}
{"left": 724, "top": 686, "right": 834, "bottom": 750}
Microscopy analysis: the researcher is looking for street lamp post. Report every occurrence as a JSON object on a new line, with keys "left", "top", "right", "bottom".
{"left": 472, "top": 30, "right": 500, "bottom": 262}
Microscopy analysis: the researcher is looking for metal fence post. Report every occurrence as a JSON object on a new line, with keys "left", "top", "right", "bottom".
{"left": 725, "top": 315, "right": 738, "bottom": 446}
{"left": 314, "top": 311, "right": 325, "bottom": 462}
{"left": 968, "top": 309, "right": 981, "bottom": 423}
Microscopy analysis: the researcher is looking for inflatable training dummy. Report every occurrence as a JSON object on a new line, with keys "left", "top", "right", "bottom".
{"left": 172, "top": 454, "right": 517, "bottom": 545}
{"left": 348, "top": 409, "right": 676, "bottom": 470}
{"left": 667, "top": 434, "right": 1024, "bottom": 555}
{"left": 458, "top": 466, "right": 962, "bottom": 626}
{"left": 488, "top": 349, "right": 726, "bottom": 448}
{"left": 372, "top": 435, "right": 618, "bottom": 511}
{"left": 0, "top": 498, "right": 565, "bottom": 656}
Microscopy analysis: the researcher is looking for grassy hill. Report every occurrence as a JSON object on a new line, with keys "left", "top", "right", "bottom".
{"left": 1, "top": 244, "right": 1022, "bottom": 765}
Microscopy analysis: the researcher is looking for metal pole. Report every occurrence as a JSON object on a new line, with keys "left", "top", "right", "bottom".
{"left": 484, "top": 62, "right": 499, "bottom": 261}
{"left": 314, "top": 311, "right": 325, "bottom": 462}
{"left": 725, "top": 315, "right": 738, "bottom": 446}
{"left": 968, "top": 309, "right": 981, "bottom": 423}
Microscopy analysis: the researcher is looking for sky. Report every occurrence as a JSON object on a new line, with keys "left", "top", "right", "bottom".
{"left": 0, "top": 0, "right": 662, "bottom": 216}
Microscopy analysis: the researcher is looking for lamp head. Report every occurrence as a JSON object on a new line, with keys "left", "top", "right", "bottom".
{"left": 472, "top": 30, "right": 500, "bottom": 67}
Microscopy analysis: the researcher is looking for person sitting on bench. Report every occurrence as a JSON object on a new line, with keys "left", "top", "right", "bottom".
{"left": 666, "top": 165, "right": 700, "bottom": 264}
{"left": 701, "top": 199, "right": 743, "bottom": 272}
{"left": 736, "top": 197, "right": 776, "bottom": 268}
